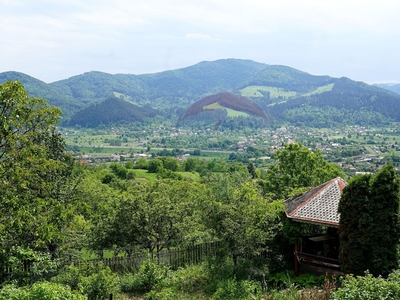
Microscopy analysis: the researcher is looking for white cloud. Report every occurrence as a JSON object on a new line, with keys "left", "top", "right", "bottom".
{"left": 185, "top": 33, "right": 211, "bottom": 40}
{"left": 1, "top": 0, "right": 400, "bottom": 82}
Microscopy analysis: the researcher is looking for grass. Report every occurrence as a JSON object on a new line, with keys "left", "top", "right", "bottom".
{"left": 240, "top": 84, "right": 334, "bottom": 99}
{"left": 80, "top": 248, "right": 118, "bottom": 260}
{"left": 225, "top": 108, "right": 249, "bottom": 118}
{"left": 133, "top": 170, "right": 200, "bottom": 182}
{"left": 177, "top": 171, "right": 200, "bottom": 181}
{"left": 203, "top": 102, "right": 224, "bottom": 110}
{"left": 301, "top": 83, "right": 334, "bottom": 97}
{"left": 240, "top": 86, "right": 297, "bottom": 98}
{"left": 203, "top": 103, "right": 250, "bottom": 118}
{"left": 134, "top": 169, "right": 158, "bottom": 181}
{"left": 113, "top": 92, "right": 132, "bottom": 101}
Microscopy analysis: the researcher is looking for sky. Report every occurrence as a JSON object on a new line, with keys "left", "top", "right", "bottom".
{"left": 1, "top": 0, "right": 399, "bottom": 84}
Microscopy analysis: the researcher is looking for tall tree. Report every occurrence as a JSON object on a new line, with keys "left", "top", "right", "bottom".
{"left": 0, "top": 81, "right": 76, "bottom": 260}
{"left": 92, "top": 179, "right": 210, "bottom": 257}
{"left": 263, "top": 143, "right": 345, "bottom": 199}
{"left": 338, "top": 164, "right": 400, "bottom": 276}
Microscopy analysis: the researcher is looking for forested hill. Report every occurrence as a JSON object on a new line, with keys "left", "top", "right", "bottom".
{"left": 68, "top": 97, "right": 159, "bottom": 127}
{"left": 374, "top": 83, "right": 400, "bottom": 95}
{"left": 1, "top": 58, "right": 400, "bottom": 127}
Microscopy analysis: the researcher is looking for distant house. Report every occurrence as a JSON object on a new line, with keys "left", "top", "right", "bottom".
{"left": 284, "top": 177, "right": 347, "bottom": 275}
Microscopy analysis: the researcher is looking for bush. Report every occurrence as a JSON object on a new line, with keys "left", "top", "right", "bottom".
{"left": 80, "top": 267, "right": 119, "bottom": 300}
{"left": 134, "top": 158, "right": 149, "bottom": 170}
{"left": 162, "top": 264, "right": 209, "bottom": 294}
{"left": 0, "top": 247, "right": 59, "bottom": 286}
{"left": 51, "top": 264, "right": 81, "bottom": 291}
{"left": 120, "top": 259, "right": 169, "bottom": 294}
{"left": 212, "top": 278, "right": 261, "bottom": 300}
{"left": 331, "top": 271, "right": 400, "bottom": 300}
{"left": 0, "top": 282, "right": 85, "bottom": 300}
{"left": 126, "top": 169, "right": 136, "bottom": 180}
{"left": 268, "top": 270, "right": 325, "bottom": 289}
{"left": 52, "top": 263, "right": 119, "bottom": 300}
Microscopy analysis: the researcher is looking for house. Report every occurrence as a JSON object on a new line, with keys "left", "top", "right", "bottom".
{"left": 284, "top": 177, "right": 347, "bottom": 275}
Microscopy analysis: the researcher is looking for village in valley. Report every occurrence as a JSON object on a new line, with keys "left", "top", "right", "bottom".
{"left": 60, "top": 123, "right": 400, "bottom": 177}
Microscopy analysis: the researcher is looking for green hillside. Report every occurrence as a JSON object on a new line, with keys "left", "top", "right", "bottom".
{"left": 2, "top": 59, "right": 400, "bottom": 127}
{"left": 374, "top": 83, "right": 400, "bottom": 95}
{"left": 68, "top": 97, "right": 159, "bottom": 127}
{"left": 0, "top": 71, "right": 81, "bottom": 117}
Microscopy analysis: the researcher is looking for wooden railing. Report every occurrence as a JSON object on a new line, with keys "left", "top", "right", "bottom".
{"left": 1, "top": 242, "right": 220, "bottom": 283}
{"left": 295, "top": 251, "right": 340, "bottom": 269}
{"left": 84, "top": 242, "right": 219, "bottom": 271}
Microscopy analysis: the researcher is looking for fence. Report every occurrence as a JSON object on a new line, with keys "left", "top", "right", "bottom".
{"left": 80, "top": 242, "right": 219, "bottom": 271}
{"left": 0, "top": 242, "right": 219, "bottom": 283}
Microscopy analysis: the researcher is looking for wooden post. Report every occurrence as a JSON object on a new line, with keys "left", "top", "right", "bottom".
{"left": 294, "top": 238, "right": 299, "bottom": 276}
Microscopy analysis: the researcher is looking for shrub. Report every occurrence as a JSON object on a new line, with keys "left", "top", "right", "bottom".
{"left": 119, "top": 259, "right": 169, "bottom": 294}
{"left": 331, "top": 271, "right": 400, "bottom": 300}
{"left": 52, "top": 263, "right": 119, "bottom": 300}
{"left": 163, "top": 264, "right": 209, "bottom": 293}
{"left": 80, "top": 267, "right": 120, "bottom": 300}
{"left": 126, "top": 169, "right": 136, "bottom": 179}
{"left": 51, "top": 264, "right": 82, "bottom": 291}
{"left": 0, "top": 282, "right": 85, "bottom": 300}
{"left": 212, "top": 278, "right": 261, "bottom": 300}
{"left": 268, "top": 270, "right": 325, "bottom": 289}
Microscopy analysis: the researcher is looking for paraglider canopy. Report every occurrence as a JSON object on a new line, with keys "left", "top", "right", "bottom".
{"left": 182, "top": 92, "right": 268, "bottom": 121}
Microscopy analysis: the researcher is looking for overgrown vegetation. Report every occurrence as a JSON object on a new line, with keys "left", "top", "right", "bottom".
{"left": 3, "top": 80, "right": 400, "bottom": 299}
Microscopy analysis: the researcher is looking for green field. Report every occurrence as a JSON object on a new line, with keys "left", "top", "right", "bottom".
{"left": 240, "top": 84, "right": 334, "bottom": 99}
{"left": 240, "top": 86, "right": 297, "bottom": 98}
{"left": 301, "top": 83, "right": 334, "bottom": 97}
{"left": 112, "top": 91, "right": 132, "bottom": 101}
{"left": 203, "top": 102, "right": 250, "bottom": 118}
{"left": 134, "top": 169, "right": 158, "bottom": 181}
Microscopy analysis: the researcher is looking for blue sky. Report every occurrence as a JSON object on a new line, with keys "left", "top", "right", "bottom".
{"left": 1, "top": 0, "right": 399, "bottom": 83}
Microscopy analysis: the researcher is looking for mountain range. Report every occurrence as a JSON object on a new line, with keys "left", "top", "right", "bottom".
{"left": 1, "top": 59, "right": 400, "bottom": 128}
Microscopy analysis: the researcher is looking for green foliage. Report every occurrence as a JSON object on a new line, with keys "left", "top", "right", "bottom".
{"left": 201, "top": 165, "right": 285, "bottom": 272}
{"left": 110, "top": 163, "right": 128, "bottom": 179}
{"left": 338, "top": 164, "right": 400, "bottom": 276}
{"left": 52, "top": 263, "right": 119, "bottom": 300}
{"left": 148, "top": 158, "right": 163, "bottom": 173}
{"left": 124, "top": 161, "right": 134, "bottom": 169}
{"left": 120, "top": 259, "right": 169, "bottom": 294}
{"left": 183, "top": 92, "right": 268, "bottom": 121}
{"left": 268, "top": 270, "right": 324, "bottom": 289}
{"left": 331, "top": 271, "right": 400, "bottom": 300}
{"left": 263, "top": 143, "right": 345, "bottom": 200}
{"left": 0, "top": 247, "right": 59, "bottom": 286}
{"left": 68, "top": 97, "right": 159, "bottom": 127}
{"left": 93, "top": 179, "right": 209, "bottom": 255}
{"left": 134, "top": 157, "right": 149, "bottom": 169}
{"left": 212, "top": 278, "right": 261, "bottom": 300}
{"left": 51, "top": 264, "right": 82, "bottom": 291}
{"left": 4, "top": 60, "right": 400, "bottom": 127}
{"left": 80, "top": 266, "right": 120, "bottom": 300}
{"left": 0, "top": 282, "right": 85, "bottom": 300}
{"left": 126, "top": 169, "right": 136, "bottom": 180}
{"left": 159, "top": 156, "right": 181, "bottom": 171}
{"left": 0, "top": 80, "right": 79, "bottom": 281}
{"left": 101, "top": 173, "right": 117, "bottom": 184}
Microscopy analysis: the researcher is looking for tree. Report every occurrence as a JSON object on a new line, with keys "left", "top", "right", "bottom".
{"left": 134, "top": 157, "right": 149, "bottom": 169}
{"left": 338, "top": 164, "right": 400, "bottom": 276}
{"left": 160, "top": 156, "right": 180, "bottom": 171}
{"left": 201, "top": 177, "right": 284, "bottom": 271}
{"left": 147, "top": 158, "right": 163, "bottom": 173}
{"left": 200, "top": 165, "right": 284, "bottom": 272}
{"left": 0, "top": 81, "right": 78, "bottom": 269}
{"left": 263, "top": 143, "right": 345, "bottom": 199}
{"left": 98, "top": 179, "right": 209, "bottom": 257}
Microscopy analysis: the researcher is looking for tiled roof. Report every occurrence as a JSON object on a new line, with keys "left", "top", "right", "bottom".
{"left": 285, "top": 177, "right": 347, "bottom": 227}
